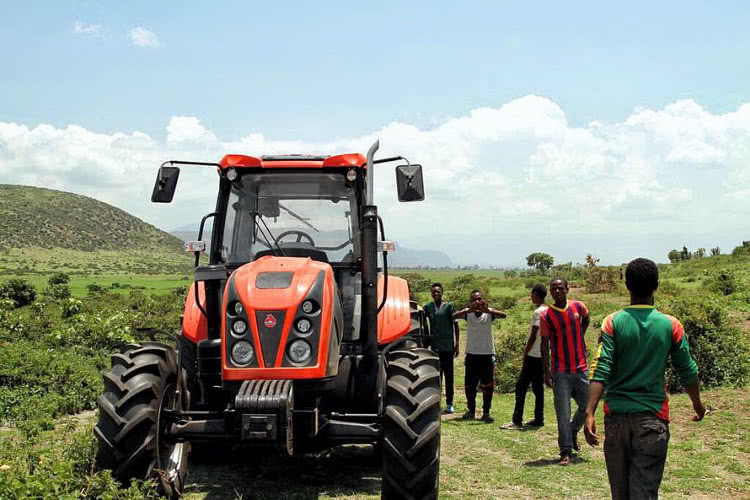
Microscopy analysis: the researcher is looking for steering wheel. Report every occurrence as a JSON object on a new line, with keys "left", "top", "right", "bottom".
{"left": 276, "top": 230, "right": 316, "bottom": 247}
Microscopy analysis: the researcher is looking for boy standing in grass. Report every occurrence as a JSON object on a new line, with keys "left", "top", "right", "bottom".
{"left": 584, "top": 258, "right": 706, "bottom": 500}
{"left": 453, "top": 289, "right": 507, "bottom": 423}
{"left": 501, "top": 284, "right": 548, "bottom": 430}
{"left": 423, "top": 282, "right": 459, "bottom": 414}
{"left": 540, "top": 278, "right": 590, "bottom": 465}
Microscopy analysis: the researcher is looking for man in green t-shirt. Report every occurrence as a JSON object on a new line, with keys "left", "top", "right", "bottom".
{"left": 584, "top": 258, "right": 706, "bottom": 499}
{"left": 423, "top": 282, "right": 459, "bottom": 414}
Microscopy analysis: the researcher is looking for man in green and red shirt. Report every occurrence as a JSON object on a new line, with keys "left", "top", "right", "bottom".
{"left": 584, "top": 258, "right": 706, "bottom": 500}
{"left": 540, "top": 278, "right": 590, "bottom": 465}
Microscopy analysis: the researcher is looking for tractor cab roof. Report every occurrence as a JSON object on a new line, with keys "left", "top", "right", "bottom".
{"left": 219, "top": 153, "right": 366, "bottom": 170}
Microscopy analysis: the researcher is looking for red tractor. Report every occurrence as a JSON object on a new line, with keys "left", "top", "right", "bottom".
{"left": 94, "top": 141, "right": 441, "bottom": 499}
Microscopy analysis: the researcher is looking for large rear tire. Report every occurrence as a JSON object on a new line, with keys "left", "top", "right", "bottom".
{"left": 94, "top": 342, "right": 189, "bottom": 498}
{"left": 381, "top": 348, "right": 441, "bottom": 500}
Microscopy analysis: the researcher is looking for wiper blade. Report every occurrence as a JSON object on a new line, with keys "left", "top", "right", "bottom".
{"left": 252, "top": 211, "right": 285, "bottom": 257}
{"left": 279, "top": 203, "right": 320, "bottom": 233}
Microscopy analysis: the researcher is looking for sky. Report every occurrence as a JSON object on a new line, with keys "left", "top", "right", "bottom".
{"left": 1, "top": 1, "right": 749, "bottom": 266}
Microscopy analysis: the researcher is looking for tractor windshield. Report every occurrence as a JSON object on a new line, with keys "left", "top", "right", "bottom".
{"left": 220, "top": 172, "right": 359, "bottom": 265}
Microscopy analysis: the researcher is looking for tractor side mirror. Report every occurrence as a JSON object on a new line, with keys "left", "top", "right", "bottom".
{"left": 395, "top": 164, "right": 424, "bottom": 202}
{"left": 151, "top": 165, "right": 180, "bottom": 203}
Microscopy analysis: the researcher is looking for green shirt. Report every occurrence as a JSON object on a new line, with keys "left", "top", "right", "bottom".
{"left": 590, "top": 305, "right": 698, "bottom": 422}
{"left": 423, "top": 301, "right": 456, "bottom": 352}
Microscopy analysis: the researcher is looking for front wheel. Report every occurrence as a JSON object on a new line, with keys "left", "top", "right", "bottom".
{"left": 381, "top": 348, "right": 441, "bottom": 499}
{"left": 94, "top": 342, "right": 189, "bottom": 498}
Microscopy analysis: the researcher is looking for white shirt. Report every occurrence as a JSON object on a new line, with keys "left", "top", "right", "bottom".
{"left": 527, "top": 305, "right": 548, "bottom": 358}
{"left": 465, "top": 312, "right": 495, "bottom": 355}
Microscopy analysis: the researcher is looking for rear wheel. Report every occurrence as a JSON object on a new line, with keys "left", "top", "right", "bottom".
{"left": 94, "top": 342, "right": 189, "bottom": 498}
{"left": 381, "top": 348, "right": 441, "bottom": 500}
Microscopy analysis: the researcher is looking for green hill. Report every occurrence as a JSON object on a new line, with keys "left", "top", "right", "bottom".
{"left": 0, "top": 185, "right": 183, "bottom": 253}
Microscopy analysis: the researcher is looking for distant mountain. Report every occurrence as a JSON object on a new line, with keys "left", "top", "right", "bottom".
{"left": 388, "top": 247, "right": 454, "bottom": 268}
{"left": 169, "top": 229, "right": 455, "bottom": 268}
{"left": 0, "top": 185, "right": 184, "bottom": 253}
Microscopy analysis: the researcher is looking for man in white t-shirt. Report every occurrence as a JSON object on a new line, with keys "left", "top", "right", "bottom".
{"left": 453, "top": 289, "right": 507, "bottom": 423}
{"left": 502, "top": 284, "right": 548, "bottom": 430}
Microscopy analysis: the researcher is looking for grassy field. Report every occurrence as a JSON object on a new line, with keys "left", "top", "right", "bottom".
{"left": 1, "top": 256, "right": 748, "bottom": 498}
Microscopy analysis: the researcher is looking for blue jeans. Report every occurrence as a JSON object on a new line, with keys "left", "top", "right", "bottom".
{"left": 553, "top": 371, "right": 589, "bottom": 455}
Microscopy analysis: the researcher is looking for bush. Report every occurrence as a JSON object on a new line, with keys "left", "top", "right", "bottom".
{"left": 584, "top": 267, "right": 618, "bottom": 294}
{"left": 396, "top": 273, "right": 431, "bottom": 295}
{"left": 62, "top": 298, "right": 83, "bottom": 318}
{"left": 43, "top": 283, "right": 71, "bottom": 301}
{"left": 86, "top": 283, "right": 107, "bottom": 296}
{"left": 0, "top": 278, "right": 36, "bottom": 308}
{"left": 47, "top": 272, "right": 70, "bottom": 286}
{"left": 662, "top": 295, "right": 749, "bottom": 391}
{"left": 493, "top": 328, "right": 528, "bottom": 393}
{"left": 708, "top": 269, "right": 739, "bottom": 296}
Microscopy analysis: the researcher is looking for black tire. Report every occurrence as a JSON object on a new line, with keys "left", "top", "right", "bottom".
{"left": 405, "top": 300, "right": 425, "bottom": 349}
{"left": 94, "top": 341, "right": 189, "bottom": 498}
{"left": 381, "top": 348, "right": 441, "bottom": 500}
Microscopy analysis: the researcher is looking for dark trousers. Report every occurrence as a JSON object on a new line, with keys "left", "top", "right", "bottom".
{"left": 512, "top": 355, "right": 544, "bottom": 425}
{"left": 436, "top": 350, "right": 454, "bottom": 406}
{"left": 464, "top": 354, "right": 494, "bottom": 413}
{"left": 604, "top": 412, "right": 670, "bottom": 500}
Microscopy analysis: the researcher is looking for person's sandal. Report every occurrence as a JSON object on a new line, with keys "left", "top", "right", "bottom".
{"left": 558, "top": 454, "right": 572, "bottom": 466}
{"left": 461, "top": 411, "right": 475, "bottom": 420}
{"left": 480, "top": 414, "right": 495, "bottom": 424}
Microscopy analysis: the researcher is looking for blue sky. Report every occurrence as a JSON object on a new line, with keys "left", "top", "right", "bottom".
{"left": 1, "top": 1, "right": 749, "bottom": 266}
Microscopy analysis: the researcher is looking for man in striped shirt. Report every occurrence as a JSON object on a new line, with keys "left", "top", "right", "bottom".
{"left": 584, "top": 258, "right": 705, "bottom": 499}
{"left": 540, "top": 278, "right": 590, "bottom": 465}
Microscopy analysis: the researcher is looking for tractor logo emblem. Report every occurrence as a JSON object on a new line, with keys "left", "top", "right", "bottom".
{"left": 264, "top": 314, "right": 277, "bottom": 329}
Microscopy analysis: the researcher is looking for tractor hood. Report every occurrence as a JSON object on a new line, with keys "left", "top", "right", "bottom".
{"left": 221, "top": 256, "right": 341, "bottom": 380}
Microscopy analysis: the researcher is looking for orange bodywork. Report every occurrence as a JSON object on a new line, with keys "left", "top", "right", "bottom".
{"left": 223, "top": 257, "right": 336, "bottom": 380}
{"left": 182, "top": 282, "right": 208, "bottom": 343}
{"left": 219, "top": 153, "right": 366, "bottom": 170}
{"left": 376, "top": 275, "right": 412, "bottom": 344}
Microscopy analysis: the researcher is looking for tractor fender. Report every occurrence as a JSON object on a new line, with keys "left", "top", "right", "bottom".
{"left": 182, "top": 281, "right": 208, "bottom": 343}
{"left": 376, "top": 275, "right": 411, "bottom": 345}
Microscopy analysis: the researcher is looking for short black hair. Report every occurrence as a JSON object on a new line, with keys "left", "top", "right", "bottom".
{"left": 430, "top": 283, "right": 443, "bottom": 291}
{"left": 550, "top": 277, "right": 568, "bottom": 288}
{"left": 470, "top": 289, "right": 483, "bottom": 297}
{"left": 531, "top": 284, "right": 547, "bottom": 300}
{"left": 625, "top": 258, "right": 659, "bottom": 296}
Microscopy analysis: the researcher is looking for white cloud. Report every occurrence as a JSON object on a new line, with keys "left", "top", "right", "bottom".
{"left": 129, "top": 27, "right": 161, "bottom": 48}
{"left": 1, "top": 96, "right": 749, "bottom": 265}
{"left": 73, "top": 21, "right": 102, "bottom": 37}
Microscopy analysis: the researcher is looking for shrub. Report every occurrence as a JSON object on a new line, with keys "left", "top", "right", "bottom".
{"left": 62, "top": 298, "right": 83, "bottom": 318}
{"left": 710, "top": 269, "right": 739, "bottom": 296}
{"left": 0, "top": 278, "right": 36, "bottom": 308}
{"left": 662, "top": 295, "right": 749, "bottom": 391}
{"left": 47, "top": 272, "right": 70, "bottom": 286}
{"left": 493, "top": 328, "right": 528, "bottom": 393}
{"left": 584, "top": 267, "right": 618, "bottom": 294}
{"left": 396, "top": 273, "right": 431, "bottom": 294}
{"left": 43, "top": 283, "right": 71, "bottom": 301}
{"left": 496, "top": 295, "right": 519, "bottom": 310}
{"left": 86, "top": 283, "right": 107, "bottom": 296}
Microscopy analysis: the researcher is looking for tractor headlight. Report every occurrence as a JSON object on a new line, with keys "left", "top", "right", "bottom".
{"left": 301, "top": 300, "right": 315, "bottom": 314}
{"left": 231, "top": 340, "right": 254, "bottom": 365}
{"left": 232, "top": 301, "right": 244, "bottom": 316}
{"left": 288, "top": 340, "right": 312, "bottom": 364}
{"left": 232, "top": 319, "right": 248, "bottom": 335}
{"left": 295, "top": 317, "right": 312, "bottom": 334}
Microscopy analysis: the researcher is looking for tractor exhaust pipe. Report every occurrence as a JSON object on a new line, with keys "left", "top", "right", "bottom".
{"left": 361, "top": 140, "right": 379, "bottom": 357}
{"left": 365, "top": 140, "right": 379, "bottom": 205}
